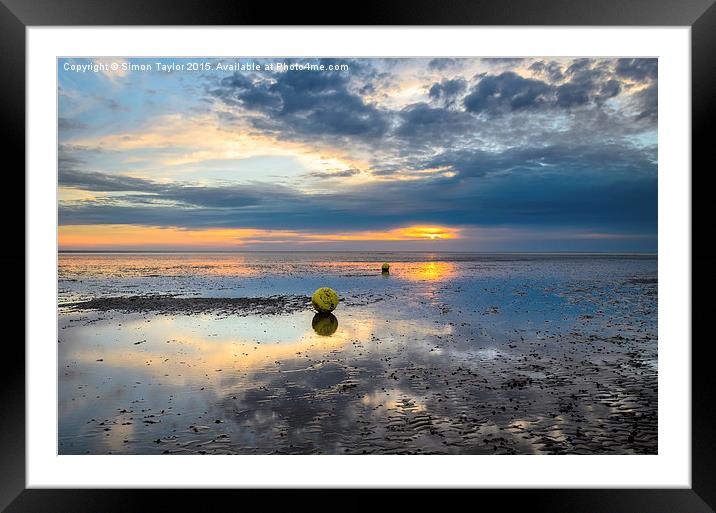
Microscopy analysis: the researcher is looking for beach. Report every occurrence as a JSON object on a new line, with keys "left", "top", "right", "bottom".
{"left": 58, "top": 252, "right": 657, "bottom": 455}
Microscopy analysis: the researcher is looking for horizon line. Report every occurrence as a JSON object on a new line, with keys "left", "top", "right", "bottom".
{"left": 57, "top": 249, "right": 658, "bottom": 255}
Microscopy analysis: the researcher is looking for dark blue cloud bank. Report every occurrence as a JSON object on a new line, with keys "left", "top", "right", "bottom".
{"left": 59, "top": 57, "right": 657, "bottom": 251}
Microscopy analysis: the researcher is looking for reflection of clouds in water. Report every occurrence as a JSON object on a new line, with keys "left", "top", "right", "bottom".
{"left": 217, "top": 323, "right": 477, "bottom": 452}
{"left": 104, "top": 415, "right": 136, "bottom": 452}
{"left": 61, "top": 311, "right": 379, "bottom": 392}
{"left": 361, "top": 389, "right": 427, "bottom": 413}
{"left": 63, "top": 311, "right": 453, "bottom": 387}
{"left": 473, "top": 348, "right": 502, "bottom": 360}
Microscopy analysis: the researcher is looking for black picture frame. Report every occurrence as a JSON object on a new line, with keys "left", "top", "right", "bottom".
{"left": 3, "top": 0, "right": 713, "bottom": 511}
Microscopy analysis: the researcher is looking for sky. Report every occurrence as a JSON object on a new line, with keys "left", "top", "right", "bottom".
{"left": 58, "top": 57, "right": 657, "bottom": 252}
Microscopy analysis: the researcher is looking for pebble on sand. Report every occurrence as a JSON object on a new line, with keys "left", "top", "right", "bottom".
{"left": 311, "top": 287, "right": 339, "bottom": 313}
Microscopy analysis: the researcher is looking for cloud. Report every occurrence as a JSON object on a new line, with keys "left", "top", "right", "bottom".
{"left": 59, "top": 168, "right": 287, "bottom": 209}
{"left": 480, "top": 58, "right": 526, "bottom": 67}
{"left": 556, "top": 60, "right": 619, "bottom": 108}
{"left": 463, "top": 59, "right": 654, "bottom": 119}
{"left": 597, "top": 79, "right": 622, "bottom": 104}
{"left": 212, "top": 60, "right": 390, "bottom": 141}
{"left": 463, "top": 72, "right": 552, "bottom": 114}
{"left": 428, "top": 78, "right": 468, "bottom": 108}
{"left": 615, "top": 58, "right": 658, "bottom": 81}
{"left": 395, "top": 102, "right": 476, "bottom": 145}
{"left": 424, "top": 140, "right": 656, "bottom": 180}
{"left": 427, "top": 58, "right": 460, "bottom": 71}
{"left": 69, "top": 57, "right": 655, "bottom": 167}
{"left": 528, "top": 60, "right": 565, "bottom": 82}
{"left": 60, "top": 169, "right": 158, "bottom": 192}
{"left": 310, "top": 168, "right": 361, "bottom": 179}
{"left": 58, "top": 118, "right": 87, "bottom": 130}
{"left": 634, "top": 83, "right": 658, "bottom": 121}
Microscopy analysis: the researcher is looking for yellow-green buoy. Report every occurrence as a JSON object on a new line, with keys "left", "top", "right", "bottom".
{"left": 381, "top": 262, "right": 390, "bottom": 273}
{"left": 311, "top": 287, "right": 339, "bottom": 313}
{"left": 312, "top": 313, "right": 338, "bottom": 336}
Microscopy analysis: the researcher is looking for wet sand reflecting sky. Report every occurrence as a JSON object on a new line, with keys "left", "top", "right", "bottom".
{"left": 59, "top": 252, "right": 657, "bottom": 454}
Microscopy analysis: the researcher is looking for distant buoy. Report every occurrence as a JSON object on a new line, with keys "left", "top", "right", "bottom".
{"left": 382, "top": 262, "right": 390, "bottom": 273}
{"left": 311, "top": 287, "right": 339, "bottom": 313}
{"left": 312, "top": 313, "right": 338, "bottom": 336}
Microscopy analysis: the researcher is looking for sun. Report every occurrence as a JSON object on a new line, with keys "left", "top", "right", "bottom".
{"left": 399, "top": 226, "right": 456, "bottom": 240}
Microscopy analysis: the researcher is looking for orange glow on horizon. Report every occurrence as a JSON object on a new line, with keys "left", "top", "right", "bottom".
{"left": 394, "top": 226, "right": 457, "bottom": 240}
{"left": 58, "top": 224, "right": 461, "bottom": 249}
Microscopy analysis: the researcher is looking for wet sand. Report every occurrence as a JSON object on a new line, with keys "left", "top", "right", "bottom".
{"left": 69, "top": 294, "right": 311, "bottom": 316}
{"left": 58, "top": 253, "right": 657, "bottom": 455}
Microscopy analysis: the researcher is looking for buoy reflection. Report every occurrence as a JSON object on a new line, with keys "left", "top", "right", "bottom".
{"left": 312, "top": 312, "right": 338, "bottom": 336}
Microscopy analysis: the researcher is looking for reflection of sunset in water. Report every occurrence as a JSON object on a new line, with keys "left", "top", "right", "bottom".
{"left": 62, "top": 312, "right": 452, "bottom": 394}
{"left": 59, "top": 253, "right": 259, "bottom": 278}
{"left": 63, "top": 312, "right": 369, "bottom": 389}
{"left": 398, "top": 261, "right": 457, "bottom": 281}
{"left": 59, "top": 253, "right": 461, "bottom": 286}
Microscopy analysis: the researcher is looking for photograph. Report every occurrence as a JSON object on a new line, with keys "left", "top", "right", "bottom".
{"left": 57, "top": 56, "right": 658, "bottom": 456}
